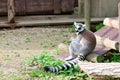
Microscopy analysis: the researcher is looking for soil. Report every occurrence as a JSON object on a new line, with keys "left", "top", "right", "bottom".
{"left": 0, "top": 26, "right": 75, "bottom": 79}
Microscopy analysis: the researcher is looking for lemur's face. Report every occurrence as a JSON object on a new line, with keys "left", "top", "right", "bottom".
{"left": 74, "top": 22, "right": 85, "bottom": 34}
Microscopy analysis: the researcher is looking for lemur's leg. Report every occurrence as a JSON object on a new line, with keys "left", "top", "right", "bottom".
{"left": 65, "top": 45, "right": 77, "bottom": 61}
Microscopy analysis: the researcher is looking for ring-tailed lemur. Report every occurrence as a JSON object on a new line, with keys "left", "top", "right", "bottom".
{"left": 44, "top": 22, "right": 96, "bottom": 73}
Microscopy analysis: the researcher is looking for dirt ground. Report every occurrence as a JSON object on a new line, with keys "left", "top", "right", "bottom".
{"left": 0, "top": 26, "right": 75, "bottom": 79}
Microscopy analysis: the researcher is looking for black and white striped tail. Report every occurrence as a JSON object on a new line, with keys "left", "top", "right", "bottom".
{"left": 44, "top": 55, "right": 85, "bottom": 73}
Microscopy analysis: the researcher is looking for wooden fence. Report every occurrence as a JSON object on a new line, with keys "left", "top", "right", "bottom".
{"left": 78, "top": 0, "right": 120, "bottom": 18}
{"left": 0, "top": 0, "right": 119, "bottom": 30}
{"left": 0, "top": 0, "right": 75, "bottom": 16}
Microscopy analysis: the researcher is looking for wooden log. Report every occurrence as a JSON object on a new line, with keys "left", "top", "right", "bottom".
{"left": 86, "top": 45, "right": 111, "bottom": 62}
{"left": 103, "top": 17, "right": 119, "bottom": 29}
{"left": 7, "top": 0, "right": 15, "bottom": 23}
{"left": 95, "top": 35, "right": 119, "bottom": 50}
{"left": 86, "top": 53, "right": 99, "bottom": 62}
{"left": 84, "top": 0, "right": 91, "bottom": 30}
{"left": 58, "top": 43, "right": 107, "bottom": 63}
{"left": 78, "top": 62, "right": 120, "bottom": 80}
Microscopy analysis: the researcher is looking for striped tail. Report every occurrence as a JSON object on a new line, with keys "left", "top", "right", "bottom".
{"left": 44, "top": 55, "right": 85, "bottom": 73}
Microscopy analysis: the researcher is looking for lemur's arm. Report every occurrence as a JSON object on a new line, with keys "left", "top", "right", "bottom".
{"left": 70, "top": 35, "right": 82, "bottom": 41}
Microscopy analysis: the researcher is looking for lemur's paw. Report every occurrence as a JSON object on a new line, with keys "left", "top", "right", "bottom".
{"left": 65, "top": 57, "right": 75, "bottom": 61}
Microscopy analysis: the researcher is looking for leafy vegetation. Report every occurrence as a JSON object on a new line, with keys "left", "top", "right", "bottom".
{"left": 96, "top": 23, "right": 104, "bottom": 30}
{"left": 25, "top": 51, "right": 91, "bottom": 80}
{"left": 97, "top": 50, "right": 120, "bottom": 63}
{"left": 71, "top": 24, "right": 76, "bottom": 31}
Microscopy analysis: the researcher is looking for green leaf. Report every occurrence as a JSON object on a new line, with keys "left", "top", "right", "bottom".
{"left": 112, "top": 52, "right": 120, "bottom": 62}
{"left": 30, "top": 70, "right": 41, "bottom": 77}
{"left": 72, "top": 24, "right": 76, "bottom": 30}
{"left": 96, "top": 23, "right": 104, "bottom": 30}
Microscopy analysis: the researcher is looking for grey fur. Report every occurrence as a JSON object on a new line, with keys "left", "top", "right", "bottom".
{"left": 44, "top": 22, "right": 96, "bottom": 73}
{"left": 65, "top": 22, "right": 96, "bottom": 61}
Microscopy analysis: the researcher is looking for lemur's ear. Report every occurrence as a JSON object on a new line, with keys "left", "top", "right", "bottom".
{"left": 83, "top": 24, "right": 86, "bottom": 27}
{"left": 74, "top": 22, "right": 77, "bottom": 26}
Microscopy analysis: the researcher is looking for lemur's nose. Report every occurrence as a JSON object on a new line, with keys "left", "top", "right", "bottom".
{"left": 76, "top": 30, "right": 79, "bottom": 32}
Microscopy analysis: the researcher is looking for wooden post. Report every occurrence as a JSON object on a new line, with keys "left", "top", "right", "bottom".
{"left": 78, "top": 0, "right": 81, "bottom": 17}
{"left": 84, "top": 0, "right": 91, "bottom": 30}
{"left": 118, "top": 3, "right": 120, "bottom": 52}
{"left": 78, "top": 0, "right": 84, "bottom": 17}
{"left": 7, "top": 0, "right": 15, "bottom": 23}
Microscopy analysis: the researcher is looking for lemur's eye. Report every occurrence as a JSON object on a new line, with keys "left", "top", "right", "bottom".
{"left": 78, "top": 27, "right": 81, "bottom": 30}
